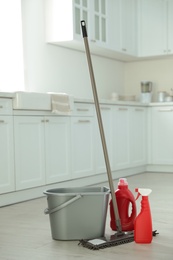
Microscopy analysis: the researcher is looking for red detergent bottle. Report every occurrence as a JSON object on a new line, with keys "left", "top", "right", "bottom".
{"left": 134, "top": 188, "right": 153, "bottom": 243}
{"left": 110, "top": 178, "right": 137, "bottom": 231}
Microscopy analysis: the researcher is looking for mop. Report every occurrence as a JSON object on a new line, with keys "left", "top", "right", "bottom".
{"left": 79, "top": 20, "right": 158, "bottom": 250}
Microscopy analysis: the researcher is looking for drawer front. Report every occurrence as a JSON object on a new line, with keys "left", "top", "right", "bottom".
{"left": 73, "top": 103, "right": 94, "bottom": 116}
{"left": 0, "top": 99, "right": 13, "bottom": 115}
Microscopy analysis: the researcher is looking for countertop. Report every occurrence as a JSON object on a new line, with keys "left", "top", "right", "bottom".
{"left": 1, "top": 91, "right": 173, "bottom": 107}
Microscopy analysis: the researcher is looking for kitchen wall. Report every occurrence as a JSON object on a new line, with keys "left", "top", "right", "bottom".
{"left": 124, "top": 57, "right": 173, "bottom": 101}
{"left": 21, "top": 0, "right": 125, "bottom": 99}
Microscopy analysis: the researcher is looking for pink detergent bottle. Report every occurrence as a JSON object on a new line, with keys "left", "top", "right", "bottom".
{"left": 110, "top": 178, "right": 137, "bottom": 231}
{"left": 134, "top": 188, "right": 153, "bottom": 243}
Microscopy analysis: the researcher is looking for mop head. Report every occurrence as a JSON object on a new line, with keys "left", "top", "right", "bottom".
{"left": 78, "top": 230, "right": 158, "bottom": 250}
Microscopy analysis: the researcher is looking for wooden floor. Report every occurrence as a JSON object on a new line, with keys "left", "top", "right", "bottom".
{"left": 0, "top": 172, "right": 173, "bottom": 260}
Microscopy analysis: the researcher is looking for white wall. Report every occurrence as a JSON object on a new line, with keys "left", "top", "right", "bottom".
{"left": 21, "top": 0, "right": 125, "bottom": 99}
{"left": 124, "top": 58, "right": 173, "bottom": 101}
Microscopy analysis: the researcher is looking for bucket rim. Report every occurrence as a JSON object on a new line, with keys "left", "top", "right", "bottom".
{"left": 43, "top": 186, "right": 110, "bottom": 196}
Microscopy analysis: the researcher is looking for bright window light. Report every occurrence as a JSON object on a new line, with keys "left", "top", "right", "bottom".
{"left": 0, "top": 0, "right": 24, "bottom": 92}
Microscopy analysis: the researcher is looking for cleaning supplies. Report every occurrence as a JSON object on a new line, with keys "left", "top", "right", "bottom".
{"left": 110, "top": 178, "right": 137, "bottom": 231}
{"left": 134, "top": 188, "right": 152, "bottom": 243}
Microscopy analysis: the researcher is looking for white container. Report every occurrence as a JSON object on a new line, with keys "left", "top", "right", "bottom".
{"left": 157, "top": 91, "right": 168, "bottom": 102}
{"left": 140, "top": 93, "right": 152, "bottom": 103}
{"left": 44, "top": 186, "right": 110, "bottom": 240}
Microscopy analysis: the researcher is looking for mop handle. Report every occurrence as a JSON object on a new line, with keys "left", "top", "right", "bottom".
{"left": 80, "top": 20, "right": 122, "bottom": 233}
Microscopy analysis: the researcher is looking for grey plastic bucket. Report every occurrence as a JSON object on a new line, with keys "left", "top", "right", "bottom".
{"left": 43, "top": 186, "right": 110, "bottom": 240}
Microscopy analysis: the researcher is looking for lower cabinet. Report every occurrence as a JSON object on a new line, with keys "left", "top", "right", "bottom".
{"left": 45, "top": 116, "right": 71, "bottom": 183}
{"left": 113, "top": 106, "right": 147, "bottom": 170}
{"left": 113, "top": 106, "right": 131, "bottom": 169}
{"left": 0, "top": 116, "right": 15, "bottom": 194}
{"left": 14, "top": 116, "right": 46, "bottom": 190}
{"left": 150, "top": 106, "right": 173, "bottom": 164}
{"left": 14, "top": 116, "right": 71, "bottom": 190}
{"left": 95, "top": 105, "right": 114, "bottom": 173}
{"left": 71, "top": 116, "right": 95, "bottom": 178}
{"left": 5, "top": 103, "right": 147, "bottom": 195}
{"left": 130, "top": 107, "right": 147, "bottom": 166}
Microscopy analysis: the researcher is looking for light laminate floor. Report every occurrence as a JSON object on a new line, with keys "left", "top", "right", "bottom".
{"left": 0, "top": 172, "right": 173, "bottom": 260}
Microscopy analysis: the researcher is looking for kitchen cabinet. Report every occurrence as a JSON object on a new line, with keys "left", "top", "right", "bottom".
{"left": 113, "top": 106, "right": 147, "bottom": 170}
{"left": 91, "top": 0, "right": 109, "bottom": 48}
{"left": 95, "top": 104, "right": 113, "bottom": 174}
{"left": 71, "top": 103, "right": 95, "bottom": 178}
{"left": 130, "top": 107, "right": 147, "bottom": 166}
{"left": 119, "top": 0, "right": 137, "bottom": 56}
{"left": 0, "top": 99, "right": 15, "bottom": 194}
{"left": 138, "top": 0, "right": 173, "bottom": 57}
{"left": 113, "top": 106, "right": 130, "bottom": 169}
{"left": 14, "top": 116, "right": 71, "bottom": 190}
{"left": 14, "top": 116, "right": 46, "bottom": 190}
{"left": 45, "top": 117, "right": 71, "bottom": 184}
{"left": 150, "top": 107, "right": 173, "bottom": 164}
{"left": 44, "top": 0, "right": 138, "bottom": 60}
{"left": 44, "top": 0, "right": 110, "bottom": 48}
{"left": 0, "top": 116, "right": 15, "bottom": 194}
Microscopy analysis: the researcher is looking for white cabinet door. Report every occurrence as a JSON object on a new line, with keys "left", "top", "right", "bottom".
{"left": 113, "top": 106, "right": 130, "bottom": 169}
{"left": 45, "top": 117, "right": 71, "bottom": 184}
{"left": 167, "top": 0, "right": 173, "bottom": 54}
{"left": 0, "top": 116, "right": 15, "bottom": 194}
{"left": 138, "top": 0, "right": 167, "bottom": 57}
{"left": 74, "top": 0, "right": 90, "bottom": 39}
{"left": 95, "top": 105, "right": 113, "bottom": 174}
{"left": 151, "top": 107, "right": 173, "bottom": 164}
{"left": 130, "top": 107, "right": 147, "bottom": 166}
{"left": 120, "top": 0, "right": 137, "bottom": 56}
{"left": 71, "top": 116, "right": 95, "bottom": 178}
{"left": 91, "top": 0, "right": 108, "bottom": 47}
{"left": 14, "top": 116, "right": 45, "bottom": 190}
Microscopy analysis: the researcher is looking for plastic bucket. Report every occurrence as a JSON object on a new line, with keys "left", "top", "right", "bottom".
{"left": 43, "top": 186, "right": 110, "bottom": 240}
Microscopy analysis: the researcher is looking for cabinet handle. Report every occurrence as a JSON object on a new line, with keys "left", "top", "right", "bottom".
{"left": 78, "top": 120, "right": 90, "bottom": 123}
{"left": 90, "top": 39, "right": 96, "bottom": 43}
{"left": 0, "top": 120, "right": 5, "bottom": 123}
{"left": 135, "top": 108, "right": 144, "bottom": 112}
{"left": 158, "top": 109, "right": 173, "bottom": 112}
{"left": 77, "top": 108, "right": 89, "bottom": 111}
{"left": 41, "top": 119, "right": 50, "bottom": 123}
{"left": 0, "top": 105, "right": 3, "bottom": 109}
{"left": 101, "top": 107, "right": 111, "bottom": 110}
{"left": 118, "top": 107, "right": 128, "bottom": 111}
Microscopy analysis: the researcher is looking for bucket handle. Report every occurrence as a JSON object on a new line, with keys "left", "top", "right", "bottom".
{"left": 44, "top": 194, "right": 82, "bottom": 215}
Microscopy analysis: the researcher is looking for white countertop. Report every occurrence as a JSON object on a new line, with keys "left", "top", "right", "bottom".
{"left": 74, "top": 97, "right": 173, "bottom": 106}
{"left": 0, "top": 92, "right": 15, "bottom": 98}
{"left": 1, "top": 91, "right": 173, "bottom": 107}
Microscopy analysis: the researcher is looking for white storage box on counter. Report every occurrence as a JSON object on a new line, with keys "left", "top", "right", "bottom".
{"left": 13, "top": 92, "right": 51, "bottom": 110}
{"left": 44, "top": 186, "right": 110, "bottom": 240}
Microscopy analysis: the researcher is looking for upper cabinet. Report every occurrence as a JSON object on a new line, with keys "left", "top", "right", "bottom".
{"left": 44, "top": 0, "right": 173, "bottom": 60}
{"left": 119, "top": 0, "right": 137, "bottom": 56}
{"left": 45, "top": 0, "right": 110, "bottom": 53}
{"left": 138, "top": 0, "right": 173, "bottom": 57}
{"left": 44, "top": 0, "right": 138, "bottom": 60}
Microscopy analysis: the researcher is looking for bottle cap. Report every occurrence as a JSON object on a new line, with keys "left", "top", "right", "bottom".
{"left": 118, "top": 178, "right": 128, "bottom": 186}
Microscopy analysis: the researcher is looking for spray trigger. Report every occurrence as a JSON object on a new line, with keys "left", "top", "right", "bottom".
{"left": 135, "top": 188, "right": 152, "bottom": 200}
{"left": 135, "top": 188, "right": 140, "bottom": 200}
